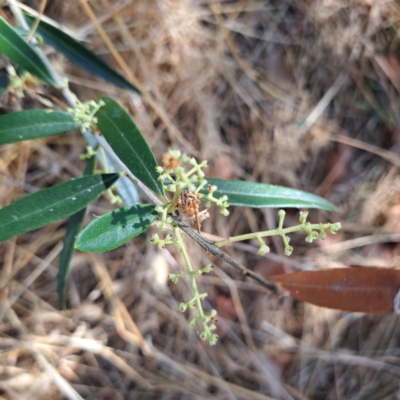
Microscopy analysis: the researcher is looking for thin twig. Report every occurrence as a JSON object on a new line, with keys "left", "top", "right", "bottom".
{"left": 172, "top": 216, "right": 278, "bottom": 294}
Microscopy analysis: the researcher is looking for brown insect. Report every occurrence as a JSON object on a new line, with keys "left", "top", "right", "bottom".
{"left": 176, "top": 190, "right": 206, "bottom": 233}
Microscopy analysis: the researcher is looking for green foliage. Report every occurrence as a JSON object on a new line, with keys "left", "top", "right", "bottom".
{"left": 0, "top": 109, "right": 80, "bottom": 144}
{"left": 75, "top": 204, "right": 158, "bottom": 252}
{"left": 0, "top": 7, "right": 343, "bottom": 345}
{"left": 0, "top": 174, "right": 119, "bottom": 242}
{"left": 205, "top": 178, "right": 337, "bottom": 211}
{"left": 0, "top": 17, "right": 56, "bottom": 85}
{"left": 58, "top": 155, "right": 96, "bottom": 310}
{"left": 24, "top": 14, "right": 140, "bottom": 94}
{"left": 95, "top": 96, "right": 165, "bottom": 197}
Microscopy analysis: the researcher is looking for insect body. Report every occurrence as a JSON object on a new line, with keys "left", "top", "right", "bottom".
{"left": 176, "top": 191, "right": 204, "bottom": 233}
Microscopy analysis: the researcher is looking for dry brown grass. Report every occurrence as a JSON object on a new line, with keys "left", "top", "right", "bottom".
{"left": 2, "top": 0, "right": 400, "bottom": 398}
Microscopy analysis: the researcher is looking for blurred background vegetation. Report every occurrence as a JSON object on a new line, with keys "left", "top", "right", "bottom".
{"left": 1, "top": 0, "right": 400, "bottom": 398}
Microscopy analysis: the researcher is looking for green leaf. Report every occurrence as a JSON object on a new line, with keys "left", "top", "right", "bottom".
{"left": 96, "top": 96, "right": 164, "bottom": 197}
{"left": 205, "top": 178, "right": 337, "bottom": 211}
{"left": 0, "top": 109, "right": 80, "bottom": 145}
{"left": 75, "top": 204, "right": 158, "bottom": 252}
{"left": 0, "top": 173, "right": 119, "bottom": 242}
{"left": 24, "top": 15, "right": 140, "bottom": 94}
{"left": 58, "top": 156, "right": 96, "bottom": 310}
{"left": 0, "top": 17, "right": 56, "bottom": 86}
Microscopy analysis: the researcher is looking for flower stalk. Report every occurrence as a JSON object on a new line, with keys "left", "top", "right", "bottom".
{"left": 215, "top": 210, "right": 341, "bottom": 255}
{"left": 172, "top": 225, "right": 218, "bottom": 345}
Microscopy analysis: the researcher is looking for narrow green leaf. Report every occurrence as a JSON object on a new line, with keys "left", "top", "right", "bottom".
{"left": 0, "top": 173, "right": 119, "bottom": 242}
{"left": 0, "top": 17, "right": 56, "bottom": 86}
{"left": 75, "top": 204, "right": 158, "bottom": 252}
{"left": 24, "top": 15, "right": 140, "bottom": 94}
{"left": 0, "top": 109, "right": 80, "bottom": 145}
{"left": 96, "top": 96, "right": 164, "bottom": 197}
{"left": 205, "top": 178, "right": 337, "bottom": 211}
{"left": 58, "top": 156, "right": 96, "bottom": 310}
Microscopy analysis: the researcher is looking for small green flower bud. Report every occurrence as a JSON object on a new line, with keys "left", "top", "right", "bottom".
{"left": 210, "top": 334, "right": 219, "bottom": 345}
{"left": 169, "top": 274, "right": 179, "bottom": 284}
{"left": 299, "top": 211, "right": 308, "bottom": 224}
{"left": 188, "top": 300, "right": 196, "bottom": 309}
{"left": 180, "top": 154, "right": 189, "bottom": 163}
{"left": 190, "top": 319, "right": 196, "bottom": 328}
{"left": 220, "top": 207, "right": 229, "bottom": 216}
{"left": 258, "top": 244, "right": 270, "bottom": 256}
{"left": 202, "top": 264, "right": 213, "bottom": 273}
{"left": 305, "top": 231, "right": 318, "bottom": 243}
{"left": 179, "top": 303, "right": 187, "bottom": 312}
{"left": 319, "top": 229, "right": 327, "bottom": 239}
{"left": 284, "top": 245, "right": 293, "bottom": 256}
{"left": 330, "top": 222, "right": 342, "bottom": 233}
{"left": 155, "top": 166, "right": 164, "bottom": 173}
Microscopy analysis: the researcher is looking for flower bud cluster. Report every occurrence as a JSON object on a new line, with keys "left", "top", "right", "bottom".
{"left": 7, "top": 65, "right": 40, "bottom": 98}
{"left": 169, "top": 264, "right": 213, "bottom": 283}
{"left": 204, "top": 185, "right": 230, "bottom": 216}
{"left": 189, "top": 308, "right": 218, "bottom": 345}
{"left": 156, "top": 149, "right": 230, "bottom": 217}
{"left": 299, "top": 211, "right": 342, "bottom": 244}
{"left": 68, "top": 98, "right": 105, "bottom": 133}
{"left": 151, "top": 233, "right": 174, "bottom": 249}
{"left": 179, "top": 292, "right": 208, "bottom": 312}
